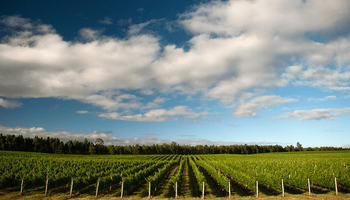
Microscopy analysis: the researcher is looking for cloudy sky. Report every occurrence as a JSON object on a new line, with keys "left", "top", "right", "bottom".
{"left": 1, "top": 0, "right": 350, "bottom": 147}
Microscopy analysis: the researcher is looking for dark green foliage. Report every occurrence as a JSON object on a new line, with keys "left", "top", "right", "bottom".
{"left": 0, "top": 133, "right": 348, "bottom": 155}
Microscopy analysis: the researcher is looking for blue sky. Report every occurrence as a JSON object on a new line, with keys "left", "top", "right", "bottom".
{"left": 0, "top": 0, "right": 350, "bottom": 147}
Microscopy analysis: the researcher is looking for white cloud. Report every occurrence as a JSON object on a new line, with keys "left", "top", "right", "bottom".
{"left": 173, "top": 0, "right": 350, "bottom": 101}
{"left": 279, "top": 107, "right": 350, "bottom": 122}
{"left": 99, "top": 17, "right": 113, "bottom": 25}
{"left": 79, "top": 28, "right": 102, "bottom": 41}
{"left": 81, "top": 93, "right": 143, "bottom": 111}
{"left": 0, "top": 98, "right": 22, "bottom": 109}
{"left": 76, "top": 110, "right": 89, "bottom": 114}
{"left": 338, "top": 144, "right": 350, "bottom": 148}
{"left": 1, "top": 15, "right": 55, "bottom": 34}
{"left": 0, "top": 0, "right": 350, "bottom": 117}
{"left": 128, "top": 19, "right": 162, "bottom": 35}
{"left": 1, "top": 15, "right": 32, "bottom": 29}
{"left": 325, "top": 96, "right": 337, "bottom": 100}
{"left": 0, "top": 124, "right": 280, "bottom": 146}
{"left": 153, "top": 97, "right": 168, "bottom": 103}
{"left": 180, "top": 0, "right": 350, "bottom": 37}
{"left": 287, "top": 65, "right": 350, "bottom": 91}
{"left": 307, "top": 95, "right": 337, "bottom": 102}
{"left": 144, "top": 97, "right": 169, "bottom": 109}
{"left": 0, "top": 17, "right": 160, "bottom": 101}
{"left": 99, "top": 106, "right": 209, "bottom": 122}
{"left": 234, "top": 95, "right": 297, "bottom": 118}
{"left": 228, "top": 124, "right": 240, "bottom": 128}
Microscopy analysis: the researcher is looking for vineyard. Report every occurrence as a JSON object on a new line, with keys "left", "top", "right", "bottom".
{"left": 1, "top": 151, "right": 350, "bottom": 199}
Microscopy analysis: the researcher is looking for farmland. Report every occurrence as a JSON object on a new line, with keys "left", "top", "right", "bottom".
{"left": 1, "top": 151, "right": 350, "bottom": 199}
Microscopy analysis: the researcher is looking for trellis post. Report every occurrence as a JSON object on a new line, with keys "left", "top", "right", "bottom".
{"left": 70, "top": 179, "right": 73, "bottom": 197}
{"left": 281, "top": 179, "right": 284, "bottom": 197}
{"left": 256, "top": 181, "right": 259, "bottom": 198}
{"left": 121, "top": 182, "right": 124, "bottom": 198}
{"left": 149, "top": 182, "right": 151, "bottom": 198}
{"left": 95, "top": 181, "right": 99, "bottom": 197}
{"left": 45, "top": 178, "right": 49, "bottom": 196}
{"left": 335, "top": 177, "right": 338, "bottom": 195}
{"left": 202, "top": 182, "right": 205, "bottom": 199}
{"left": 175, "top": 182, "right": 178, "bottom": 199}
{"left": 20, "top": 179, "right": 23, "bottom": 195}
{"left": 229, "top": 181, "right": 231, "bottom": 198}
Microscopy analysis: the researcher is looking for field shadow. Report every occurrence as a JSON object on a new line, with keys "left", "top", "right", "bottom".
{"left": 199, "top": 166, "right": 226, "bottom": 198}
{"left": 284, "top": 184, "right": 304, "bottom": 194}
{"left": 216, "top": 168, "right": 253, "bottom": 197}
{"left": 157, "top": 165, "right": 178, "bottom": 198}
{"left": 229, "top": 178, "right": 254, "bottom": 197}
{"left": 311, "top": 185, "right": 330, "bottom": 194}
{"left": 258, "top": 183, "right": 280, "bottom": 196}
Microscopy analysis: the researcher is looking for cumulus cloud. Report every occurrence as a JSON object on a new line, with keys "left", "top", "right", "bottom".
{"left": 0, "top": 0, "right": 350, "bottom": 118}
{"left": 279, "top": 107, "right": 350, "bottom": 122}
{"left": 99, "top": 106, "right": 209, "bottom": 122}
{"left": 0, "top": 98, "right": 22, "bottom": 109}
{"left": 283, "top": 65, "right": 350, "bottom": 91}
{"left": 0, "top": 16, "right": 160, "bottom": 100}
{"left": 79, "top": 28, "right": 102, "bottom": 41}
{"left": 144, "top": 97, "right": 169, "bottom": 109}
{"left": 1, "top": 15, "right": 55, "bottom": 34}
{"left": 234, "top": 95, "right": 297, "bottom": 118}
{"left": 154, "top": 0, "right": 350, "bottom": 104}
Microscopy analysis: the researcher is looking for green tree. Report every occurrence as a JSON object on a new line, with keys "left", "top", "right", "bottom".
{"left": 95, "top": 138, "right": 104, "bottom": 145}
{"left": 296, "top": 142, "right": 303, "bottom": 151}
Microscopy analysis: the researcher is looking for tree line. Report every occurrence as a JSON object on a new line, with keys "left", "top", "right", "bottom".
{"left": 0, "top": 133, "right": 348, "bottom": 155}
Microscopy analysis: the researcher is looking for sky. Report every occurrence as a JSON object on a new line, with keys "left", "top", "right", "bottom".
{"left": 0, "top": 0, "right": 350, "bottom": 148}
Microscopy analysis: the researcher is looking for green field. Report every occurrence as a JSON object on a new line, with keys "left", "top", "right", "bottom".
{"left": 1, "top": 151, "right": 350, "bottom": 199}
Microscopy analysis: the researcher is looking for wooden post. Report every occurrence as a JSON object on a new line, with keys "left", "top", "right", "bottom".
{"left": 45, "top": 178, "right": 49, "bottom": 196}
{"left": 121, "top": 182, "right": 124, "bottom": 198}
{"left": 256, "top": 181, "right": 259, "bottom": 198}
{"left": 70, "top": 179, "right": 73, "bottom": 197}
{"left": 20, "top": 179, "right": 23, "bottom": 195}
{"left": 202, "top": 182, "right": 205, "bottom": 199}
{"left": 149, "top": 182, "right": 151, "bottom": 198}
{"left": 110, "top": 176, "right": 113, "bottom": 191}
{"left": 335, "top": 177, "right": 338, "bottom": 195}
{"left": 96, "top": 182, "right": 99, "bottom": 197}
{"left": 281, "top": 179, "right": 284, "bottom": 197}
{"left": 229, "top": 182, "right": 231, "bottom": 198}
{"left": 175, "top": 182, "right": 178, "bottom": 199}
{"left": 308, "top": 178, "right": 311, "bottom": 195}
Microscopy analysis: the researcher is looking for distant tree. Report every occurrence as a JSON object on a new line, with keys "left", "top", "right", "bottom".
{"left": 89, "top": 144, "right": 96, "bottom": 154}
{"left": 95, "top": 138, "right": 104, "bottom": 145}
{"left": 296, "top": 142, "right": 303, "bottom": 151}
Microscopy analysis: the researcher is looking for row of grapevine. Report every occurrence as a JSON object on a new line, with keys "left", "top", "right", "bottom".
{"left": 146, "top": 157, "right": 180, "bottom": 191}
{"left": 208, "top": 160, "right": 256, "bottom": 191}
{"left": 188, "top": 156, "right": 205, "bottom": 192}
{"left": 195, "top": 157, "right": 230, "bottom": 192}
{"left": 0, "top": 153, "right": 170, "bottom": 191}
{"left": 122, "top": 162, "right": 166, "bottom": 191}
{"left": 203, "top": 153, "right": 350, "bottom": 192}
{"left": 171, "top": 158, "right": 185, "bottom": 191}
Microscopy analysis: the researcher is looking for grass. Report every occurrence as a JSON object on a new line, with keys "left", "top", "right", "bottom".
{"left": 1, "top": 191, "right": 350, "bottom": 200}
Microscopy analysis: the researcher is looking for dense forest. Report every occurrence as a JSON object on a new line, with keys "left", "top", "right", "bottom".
{"left": 0, "top": 133, "right": 348, "bottom": 155}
